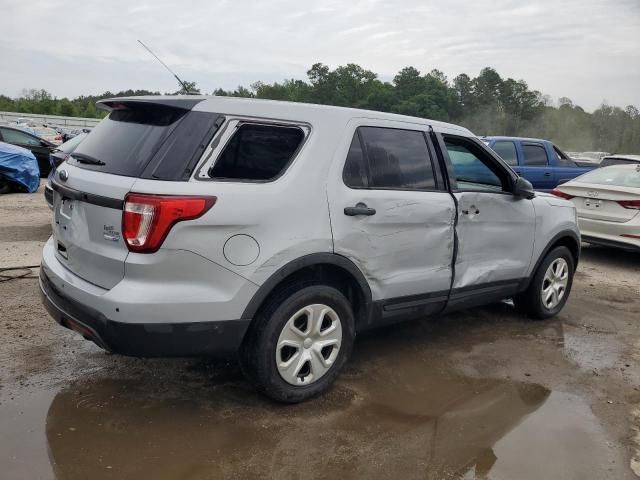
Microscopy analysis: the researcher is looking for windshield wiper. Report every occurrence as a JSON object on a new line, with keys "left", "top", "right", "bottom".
{"left": 71, "top": 153, "right": 106, "bottom": 166}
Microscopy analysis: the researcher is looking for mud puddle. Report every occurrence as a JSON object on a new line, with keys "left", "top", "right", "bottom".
{"left": 1, "top": 346, "right": 623, "bottom": 480}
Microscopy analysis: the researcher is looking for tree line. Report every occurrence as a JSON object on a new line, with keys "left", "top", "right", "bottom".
{"left": 2, "top": 64, "right": 639, "bottom": 153}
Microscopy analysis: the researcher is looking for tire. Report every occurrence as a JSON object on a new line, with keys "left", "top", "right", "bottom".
{"left": 514, "top": 246, "right": 574, "bottom": 320}
{"left": 0, "top": 177, "right": 12, "bottom": 195}
{"left": 239, "top": 284, "right": 355, "bottom": 403}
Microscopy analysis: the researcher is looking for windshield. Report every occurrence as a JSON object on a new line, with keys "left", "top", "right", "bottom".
{"left": 575, "top": 166, "right": 640, "bottom": 188}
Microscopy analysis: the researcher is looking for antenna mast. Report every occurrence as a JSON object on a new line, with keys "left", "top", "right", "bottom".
{"left": 137, "top": 40, "right": 191, "bottom": 94}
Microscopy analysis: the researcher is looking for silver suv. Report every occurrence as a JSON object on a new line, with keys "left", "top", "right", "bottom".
{"left": 40, "top": 96, "right": 580, "bottom": 402}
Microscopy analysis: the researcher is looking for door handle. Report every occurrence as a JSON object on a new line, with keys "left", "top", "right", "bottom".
{"left": 344, "top": 202, "right": 376, "bottom": 216}
{"left": 461, "top": 206, "right": 480, "bottom": 215}
{"left": 544, "top": 172, "right": 552, "bottom": 177}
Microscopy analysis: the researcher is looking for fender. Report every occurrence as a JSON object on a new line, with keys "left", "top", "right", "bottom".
{"left": 240, "top": 253, "right": 373, "bottom": 321}
{"left": 524, "top": 230, "right": 581, "bottom": 289}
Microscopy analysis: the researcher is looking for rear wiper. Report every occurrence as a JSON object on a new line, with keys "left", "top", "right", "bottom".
{"left": 71, "top": 153, "right": 106, "bottom": 166}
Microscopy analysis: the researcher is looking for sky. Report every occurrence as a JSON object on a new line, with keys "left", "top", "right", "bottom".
{"left": 1, "top": 0, "right": 639, "bottom": 111}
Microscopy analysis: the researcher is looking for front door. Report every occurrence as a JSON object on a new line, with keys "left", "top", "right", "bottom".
{"left": 440, "top": 135, "right": 536, "bottom": 306}
{"left": 328, "top": 121, "right": 456, "bottom": 320}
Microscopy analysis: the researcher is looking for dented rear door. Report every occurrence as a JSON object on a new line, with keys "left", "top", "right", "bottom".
{"left": 328, "top": 121, "right": 456, "bottom": 306}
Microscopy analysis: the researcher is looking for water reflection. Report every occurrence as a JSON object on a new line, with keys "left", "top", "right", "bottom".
{"left": 46, "top": 370, "right": 549, "bottom": 479}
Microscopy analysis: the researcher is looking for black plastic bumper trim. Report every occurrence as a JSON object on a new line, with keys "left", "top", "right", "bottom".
{"left": 39, "top": 268, "right": 250, "bottom": 358}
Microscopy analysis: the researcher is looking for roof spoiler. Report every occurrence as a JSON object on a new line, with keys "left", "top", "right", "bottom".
{"left": 96, "top": 96, "right": 206, "bottom": 112}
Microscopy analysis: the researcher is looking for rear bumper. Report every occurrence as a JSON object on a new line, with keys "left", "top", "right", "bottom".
{"left": 579, "top": 215, "right": 640, "bottom": 251}
{"left": 40, "top": 265, "right": 250, "bottom": 358}
{"left": 582, "top": 235, "right": 640, "bottom": 251}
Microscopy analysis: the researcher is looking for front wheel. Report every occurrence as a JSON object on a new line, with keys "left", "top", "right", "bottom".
{"left": 514, "top": 246, "right": 575, "bottom": 320}
{"left": 239, "top": 285, "right": 355, "bottom": 403}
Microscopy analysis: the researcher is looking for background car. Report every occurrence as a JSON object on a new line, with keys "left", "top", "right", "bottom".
{"left": 48, "top": 132, "right": 87, "bottom": 174}
{"left": 0, "top": 125, "right": 56, "bottom": 177}
{"left": 599, "top": 154, "right": 640, "bottom": 167}
{"left": 552, "top": 164, "right": 640, "bottom": 250}
{"left": 482, "top": 136, "right": 596, "bottom": 190}
{"left": 0, "top": 141, "right": 40, "bottom": 194}
{"left": 32, "top": 126, "right": 63, "bottom": 145}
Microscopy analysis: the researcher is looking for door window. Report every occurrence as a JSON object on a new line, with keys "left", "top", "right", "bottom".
{"left": 445, "top": 138, "right": 507, "bottom": 192}
{"left": 522, "top": 144, "right": 549, "bottom": 166}
{"left": 491, "top": 141, "right": 518, "bottom": 166}
{"left": 344, "top": 127, "right": 436, "bottom": 190}
{"left": 343, "top": 134, "right": 368, "bottom": 188}
{"left": 0, "top": 128, "right": 40, "bottom": 146}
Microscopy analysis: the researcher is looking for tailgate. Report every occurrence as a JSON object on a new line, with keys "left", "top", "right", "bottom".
{"left": 51, "top": 164, "right": 135, "bottom": 289}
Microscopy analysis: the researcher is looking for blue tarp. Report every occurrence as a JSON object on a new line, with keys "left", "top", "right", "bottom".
{"left": 0, "top": 141, "right": 40, "bottom": 193}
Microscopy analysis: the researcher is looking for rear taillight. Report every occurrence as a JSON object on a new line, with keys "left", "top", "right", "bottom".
{"left": 550, "top": 188, "right": 574, "bottom": 200}
{"left": 617, "top": 200, "right": 640, "bottom": 210}
{"left": 122, "top": 194, "right": 216, "bottom": 253}
{"left": 621, "top": 234, "right": 640, "bottom": 239}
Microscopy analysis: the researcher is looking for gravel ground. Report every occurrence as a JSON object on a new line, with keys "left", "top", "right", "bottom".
{"left": 0, "top": 186, "right": 639, "bottom": 480}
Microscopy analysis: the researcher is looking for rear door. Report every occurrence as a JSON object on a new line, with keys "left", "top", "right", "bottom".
{"left": 328, "top": 121, "right": 456, "bottom": 318}
{"left": 49, "top": 100, "right": 220, "bottom": 289}
{"left": 517, "top": 142, "right": 555, "bottom": 190}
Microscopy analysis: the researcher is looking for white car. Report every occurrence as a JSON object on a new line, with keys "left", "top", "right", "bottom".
{"left": 552, "top": 164, "right": 640, "bottom": 250}
{"left": 33, "top": 126, "right": 63, "bottom": 145}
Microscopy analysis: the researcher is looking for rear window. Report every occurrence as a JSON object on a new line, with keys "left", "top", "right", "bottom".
{"left": 600, "top": 157, "right": 640, "bottom": 167}
{"left": 69, "top": 105, "right": 187, "bottom": 177}
{"left": 575, "top": 166, "right": 640, "bottom": 188}
{"left": 68, "top": 104, "right": 221, "bottom": 180}
{"left": 208, "top": 124, "right": 305, "bottom": 181}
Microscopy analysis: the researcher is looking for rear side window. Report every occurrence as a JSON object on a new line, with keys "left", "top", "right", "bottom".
{"left": 209, "top": 124, "right": 304, "bottom": 181}
{"left": 1, "top": 128, "right": 40, "bottom": 146}
{"left": 522, "top": 144, "right": 549, "bottom": 166}
{"left": 350, "top": 127, "right": 436, "bottom": 190}
{"left": 491, "top": 141, "right": 517, "bottom": 166}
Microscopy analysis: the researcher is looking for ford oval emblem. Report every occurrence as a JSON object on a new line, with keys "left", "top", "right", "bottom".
{"left": 58, "top": 169, "right": 69, "bottom": 182}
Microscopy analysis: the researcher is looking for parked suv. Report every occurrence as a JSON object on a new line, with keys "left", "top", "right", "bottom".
{"left": 40, "top": 97, "right": 580, "bottom": 402}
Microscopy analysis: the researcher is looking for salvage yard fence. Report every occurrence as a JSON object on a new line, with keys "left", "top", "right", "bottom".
{"left": 0, "top": 111, "right": 101, "bottom": 128}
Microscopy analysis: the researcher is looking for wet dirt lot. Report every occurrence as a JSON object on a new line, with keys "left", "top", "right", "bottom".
{"left": 1, "top": 187, "right": 639, "bottom": 479}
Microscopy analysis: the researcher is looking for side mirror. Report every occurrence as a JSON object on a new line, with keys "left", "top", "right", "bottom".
{"left": 513, "top": 176, "right": 535, "bottom": 199}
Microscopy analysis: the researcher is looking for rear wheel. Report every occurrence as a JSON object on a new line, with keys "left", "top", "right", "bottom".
{"left": 514, "top": 246, "right": 574, "bottom": 319}
{"left": 0, "top": 177, "right": 12, "bottom": 195}
{"left": 239, "top": 285, "right": 355, "bottom": 403}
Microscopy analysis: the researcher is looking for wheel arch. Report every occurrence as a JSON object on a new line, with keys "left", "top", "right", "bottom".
{"left": 526, "top": 230, "right": 580, "bottom": 289}
{"left": 241, "top": 253, "right": 373, "bottom": 331}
